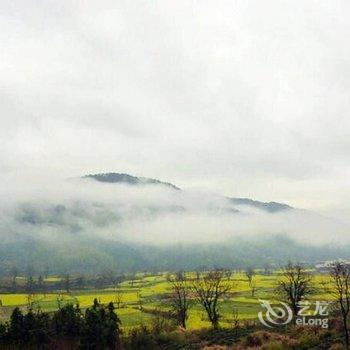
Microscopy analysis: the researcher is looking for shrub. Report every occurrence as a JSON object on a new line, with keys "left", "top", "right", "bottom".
{"left": 128, "top": 326, "right": 158, "bottom": 350}
{"left": 245, "top": 333, "right": 262, "bottom": 347}
{"left": 297, "top": 331, "right": 320, "bottom": 349}
{"left": 330, "top": 344, "right": 346, "bottom": 350}
{"left": 262, "top": 341, "right": 285, "bottom": 350}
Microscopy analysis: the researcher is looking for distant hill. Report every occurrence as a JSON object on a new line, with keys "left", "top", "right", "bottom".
{"left": 83, "top": 173, "right": 180, "bottom": 190}
{"left": 84, "top": 172, "right": 292, "bottom": 213}
{"left": 229, "top": 197, "right": 292, "bottom": 213}
{"left": 0, "top": 172, "right": 345, "bottom": 276}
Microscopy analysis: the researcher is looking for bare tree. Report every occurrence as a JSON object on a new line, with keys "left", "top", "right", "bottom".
{"left": 192, "top": 270, "right": 233, "bottom": 329}
{"left": 167, "top": 272, "right": 192, "bottom": 329}
{"left": 225, "top": 270, "right": 232, "bottom": 280}
{"left": 250, "top": 278, "right": 257, "bottom": 297}
{"left": 114, "top": 288, "right": 124, "bottom": 309}
{"left": 330, "top": 262, "right": 350, "bottom": 348}
{"left": 245, "top": 267, "right": 255, "bottom": 285}
{"left": 245, "top": 267, "right": 256, "bottom": 297}
{"left": 276, "top": 262, "right": 313, "bottom": 315}
{"left": 264, "top": 264, "right": 272, "bottom": 275}
{"left": 130, "top": 273, "right": 136, "bottom": 287}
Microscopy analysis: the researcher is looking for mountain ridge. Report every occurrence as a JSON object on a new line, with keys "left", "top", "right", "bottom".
{"left": 84, "top": 172, "right": 292, "bottom": 212}
{"left": 83, "top": 173, "right": 180, "bottom": 190}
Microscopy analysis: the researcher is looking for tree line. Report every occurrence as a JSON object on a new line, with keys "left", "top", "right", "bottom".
{"left": 1, "top": 270, "right": 131, "bottom": 294}
{"left": 0, "top": 299, "right": 121, "bottom": 349}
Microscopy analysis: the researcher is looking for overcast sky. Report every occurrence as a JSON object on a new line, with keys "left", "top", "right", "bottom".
{"left": 1, "top": 0, "right": 350, "bottom": 212}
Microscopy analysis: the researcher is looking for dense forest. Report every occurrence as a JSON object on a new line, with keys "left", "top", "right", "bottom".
{"left": 0, "top": 235, "right": 349, "bottom": 276}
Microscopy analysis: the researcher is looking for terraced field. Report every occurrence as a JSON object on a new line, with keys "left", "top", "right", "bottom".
{"left": 0, "top": 272, "right": 333, "bottom": 331}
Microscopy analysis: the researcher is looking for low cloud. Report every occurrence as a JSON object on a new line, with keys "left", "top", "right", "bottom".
{"left": 0, "top": 174, "right": 347, "bottom": 247}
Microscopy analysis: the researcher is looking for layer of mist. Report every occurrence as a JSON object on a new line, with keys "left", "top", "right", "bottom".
{"left": 0, "top": 174, "right": 348, "bottom": 274}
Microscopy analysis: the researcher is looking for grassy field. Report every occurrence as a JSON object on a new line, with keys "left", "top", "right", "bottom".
{"left": 0, "top": 272, "right": 334, "bottom": 331}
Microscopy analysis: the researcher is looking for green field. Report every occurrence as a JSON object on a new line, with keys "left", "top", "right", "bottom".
{"left": 0, "top": 272, "right": 334, "bottom": 332}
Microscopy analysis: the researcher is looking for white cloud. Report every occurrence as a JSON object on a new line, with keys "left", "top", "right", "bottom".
{"left": 0, "top": 175, "right": 347, "bottom": 247}
{"left": 0, "top": 0, "right": 350, "bottom": 212}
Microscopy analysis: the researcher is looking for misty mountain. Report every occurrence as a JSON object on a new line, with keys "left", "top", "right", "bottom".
{"left": 84, "top": 173, "right": 180, "bottom": 190}
{"left": 84, "top": 172, "right": 292, "bottom": 213}
{"left": 0, "top": 172, "right": 348, "bottom": 276}
{"left": 228, "top": 198, "right": 292, "bottom": 213}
